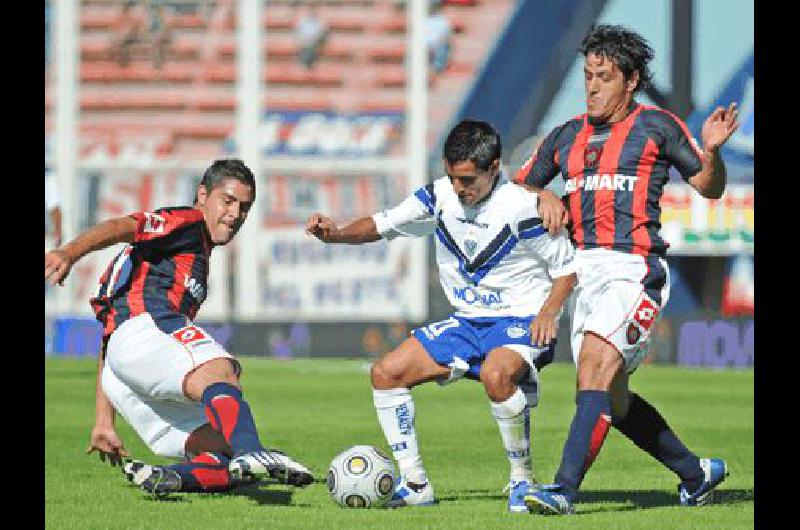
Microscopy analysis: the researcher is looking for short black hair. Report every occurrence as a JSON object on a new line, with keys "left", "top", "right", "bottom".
{"left": 200, "top": 158, "right": 256, "bottom": 195}
{"left": 581, "top": 24, "right": 654, "bottom": 93}
{"left": 443, "top": 119, "right": 502, "bottom": 171}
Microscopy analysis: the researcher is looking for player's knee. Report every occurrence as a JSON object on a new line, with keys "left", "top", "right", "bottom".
{"left": 185, "top": 358, "right": 240, "bottom": 401}
{"left": 185, "top": 424, "right": 232, "bottom": 458}
{"left": 371, "top": 358, "right": 402, "bottom": 389}
{"left": 577, "top": 339, "right": 622, "bottom": 391}
{"left": 480, "top": 365, "right": 514, "bottom": 402}
{"left": 576, "top": 357, "right": 617, "bottom": 390}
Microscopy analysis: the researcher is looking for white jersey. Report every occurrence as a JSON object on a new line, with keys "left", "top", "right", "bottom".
{"left": 372, "top": 172, "right": 576, "bottom": 318}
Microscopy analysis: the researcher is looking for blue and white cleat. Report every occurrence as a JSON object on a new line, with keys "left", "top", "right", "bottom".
{"left": 506, "top": 479, "right": 536, "bottom": 513}
{"left": 386, "top": 477, "right": 436, "bottom": 508}
{"left": 524, "top": 484, "right": 575, "bottom": 515}
{"left": 229, "top": 449, "right": 314, "bottom": 487}
{"left": 679, "top": 458, "right": 729, "bottom": 506}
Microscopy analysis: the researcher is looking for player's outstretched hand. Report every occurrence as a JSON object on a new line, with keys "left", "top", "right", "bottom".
{"left": 702, "top": 102, "right": 740, "bottom": 152}
{"left": 44, "top": 249, "right": 73, "bottom": 286}
{"left": 529, "top": 311, "right": 557, "bottom": 348}
{"left": 536, "top": 189, "right": 569, "bottom": 236}
{"left": 305, "top": 213, "right": 339, "bottom": 242}
{"left": 86, "top": 425, "right": 129, "bottom": 467}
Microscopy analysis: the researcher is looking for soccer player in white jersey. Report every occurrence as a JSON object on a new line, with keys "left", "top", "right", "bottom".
{"left": 306, "top": 120, "right": 578, "bottom": 512}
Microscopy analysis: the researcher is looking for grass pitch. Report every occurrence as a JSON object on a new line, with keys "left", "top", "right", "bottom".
{"left": 45, "top": 358, "right": 754, "bottom": 529}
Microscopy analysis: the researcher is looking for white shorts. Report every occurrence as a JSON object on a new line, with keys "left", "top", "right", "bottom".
{"left": 101, "top": 313, "right": 240, "bottom": 457}
{"left": 569, "top": 248, "right": 670, "bottom": 374}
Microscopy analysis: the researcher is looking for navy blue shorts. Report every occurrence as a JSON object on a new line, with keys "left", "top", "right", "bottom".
{"left": 412, "top": 314, "right": 555, "bottom": 381}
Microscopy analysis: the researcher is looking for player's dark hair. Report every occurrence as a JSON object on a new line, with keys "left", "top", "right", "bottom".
{"left": 200, "top": 158, "right": 256, "bottom": 196}
{"left": 443, "top": 119, "right": 502, "bottom": 171}
{"left": 581, "top": 24, "right": 654, "bottom": 93}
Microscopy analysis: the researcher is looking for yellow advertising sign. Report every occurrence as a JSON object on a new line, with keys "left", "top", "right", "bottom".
{"left": 661, "top": 184, "right": 754, "bottom": 255}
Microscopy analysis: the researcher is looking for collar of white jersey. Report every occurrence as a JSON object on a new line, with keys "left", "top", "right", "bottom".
{"left": 467, "top": 168, "right": 508, "bottom": 210}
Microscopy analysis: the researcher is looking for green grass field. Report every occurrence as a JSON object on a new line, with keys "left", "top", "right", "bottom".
{"left": 45, "top": 358, "right": 754, "bottom": 529}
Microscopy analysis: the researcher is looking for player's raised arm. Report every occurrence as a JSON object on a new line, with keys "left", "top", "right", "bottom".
{"left": 686, "top": 102, "right": 740, "bottom": 199}
{"left": 305, "top": 213, "right": 381, "bottom": 244}
{"left": 44, "top": 216, "right": 138, "bottom": 286}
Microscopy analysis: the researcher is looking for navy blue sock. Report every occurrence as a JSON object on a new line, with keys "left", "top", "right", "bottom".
{"left": 553, "top": 390, "right": 613, "bottom": 501}
{"left": 167, "top": 452, "right": 232, "bottom": 492}
{"left": 613, "top": 392, "right": 703, "bottom": 492}
{"left": 202, "top": 382, "right": 264, "bottom": 456}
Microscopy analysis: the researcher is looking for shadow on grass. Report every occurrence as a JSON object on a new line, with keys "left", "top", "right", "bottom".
{"left": 578, "top": 488, "right": 754, "bottom": 510}
{"left": 228, "top": 480, "right": 300, "bottom": 506}
{"left": 438, "top": 489, "right": 506, "bottom": 502}
{"left": 438, "top": 488, "right": 754, "bottom": 511}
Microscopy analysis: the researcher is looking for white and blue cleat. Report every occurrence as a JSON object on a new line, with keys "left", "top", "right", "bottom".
{"left": 386, "top": 477, "right": 436, "bottom": 508}
{"left": 679, "top": 458, "right": 729, "bottom": 506}
{"left": 506, "top": 479, "right": 536, "bottom": 513}
{"left": 229, "top": 449, "right": 314, "bottom": 487}
{"left": 523, "top": 483, "right": 575, "bottom": 515}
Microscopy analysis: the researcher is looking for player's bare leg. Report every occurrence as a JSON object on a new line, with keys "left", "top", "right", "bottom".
{"left": 371, "top": 337, "right": 451, "bottom": 390}
{"left": 481, "top": 347, "right": 537, "bottom": 512}
{"left": 184, "top": 423, "right": 232, "bottom": 458}
{"left": 371, "top": 337, "right": 449, "bottom": 507}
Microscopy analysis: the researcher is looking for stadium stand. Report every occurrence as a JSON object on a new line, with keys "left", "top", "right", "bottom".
{"left": 45, "top": 0, "right": 514, "bottom": 160}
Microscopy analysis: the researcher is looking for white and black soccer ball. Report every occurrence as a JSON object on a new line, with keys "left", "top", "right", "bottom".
{"left": 327, "top": 445, "right": 396, "bottom": 508}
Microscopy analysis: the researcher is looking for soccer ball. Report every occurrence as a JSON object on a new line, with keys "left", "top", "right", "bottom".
{"left": 327, "top": 445, "right": 396, "bottom": 508}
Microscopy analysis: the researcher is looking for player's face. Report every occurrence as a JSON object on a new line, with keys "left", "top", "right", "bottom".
{"left": 445, "top": 159, "right": 500, "bottom": 206}
{"left": 584, "top": 52, "right": 638, "bottom": 122}
{"left": 196, "top": 178, "right": 254, "bottom": 245}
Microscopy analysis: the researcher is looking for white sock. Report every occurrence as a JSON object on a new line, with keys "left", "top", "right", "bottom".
{"left": 372, "top": 388, "right": 427, "bottom": 484}
{"left": 490, "top": 387, "right": 533, "bottom": 483}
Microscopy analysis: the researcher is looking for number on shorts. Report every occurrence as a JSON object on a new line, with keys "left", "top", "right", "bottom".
{"left": 422, "top": 317, "right": 460, "bottom": 338}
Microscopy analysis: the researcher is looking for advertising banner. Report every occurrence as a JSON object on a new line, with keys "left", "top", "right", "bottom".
{"left": 661, "top": 183, "right": 753, "bottom": 255}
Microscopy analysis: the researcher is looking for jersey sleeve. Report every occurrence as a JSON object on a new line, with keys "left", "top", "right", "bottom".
{"left": 659, "top": 111, "right": 705, "bottom": 180}
{"left": 128, "top": 207, "right": 205, "bottom": 248}
{"left": 45, "top": 170, "right": 61, "bottom": 210}
{"left": 514, "top": 194, "right": 576, "bottom": 278}
{"left": 372, "top": 185, "right": 438, "bottom": 240}
{"left": 512, "top": 126, "right": 562, "bottom": 188}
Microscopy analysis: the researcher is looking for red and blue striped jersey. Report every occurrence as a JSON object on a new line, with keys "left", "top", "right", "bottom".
{"left": 513, "top": 102, "right": 705, "bottom": 257}
{"left": 90, "top": 206, "right": 212, "bottom": 341}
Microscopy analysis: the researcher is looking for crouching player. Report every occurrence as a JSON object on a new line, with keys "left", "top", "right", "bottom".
{"left": 44, "top": 159, "right": 313, "bottom": 496}
{"left": 306, "top": 120, "right": 577, "bottom": 512}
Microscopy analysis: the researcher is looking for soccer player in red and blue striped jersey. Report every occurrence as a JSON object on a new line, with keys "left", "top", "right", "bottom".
{"left": 45, "top": 159, "right": 313, "bottom": 496}
{"left": 514, "top": 25, "right": 740, "bottom": 514}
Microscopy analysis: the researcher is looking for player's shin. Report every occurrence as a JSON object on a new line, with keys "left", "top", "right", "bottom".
{"left": 167, "top": 452, "right": 233, "bottom": 492}
{"left": 613, "top": 392, "right": 703, "bottom": 492}
{"left": 490, "top": 387, "right": 533, "bottom": 483}
{"left": 372, "top": 388, "right": 427, "bottom": 484}
{"left": 201, "top": 382, "right": 264, "bottom": 456}
{"left": 553, "top": 390, "right": 612, "bottom": 501}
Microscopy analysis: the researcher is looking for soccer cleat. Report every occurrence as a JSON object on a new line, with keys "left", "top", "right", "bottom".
{"left": 524, "top": 484, "right": 575, "bottom": 515}
{"left": 386, "top": 477, "right": 436, "bottom": 508}
{"left": 678, "top": 458, "right": 729, "bottom": 506}
{"left": 139, "top": 466, "right": 183, "bottom": 497}
{"left": 506, "top": 479, "right": 536, "bottom": 513}
{"left": 122, "top": 459, "right": 155, "bottom": 487}
{"left": 229, "top": 449, "right": 314, "bottom": 487}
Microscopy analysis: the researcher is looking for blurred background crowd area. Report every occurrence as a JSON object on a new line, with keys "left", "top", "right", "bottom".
{"left": 45, "top": 0, "right": 753, "bottom": 369}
